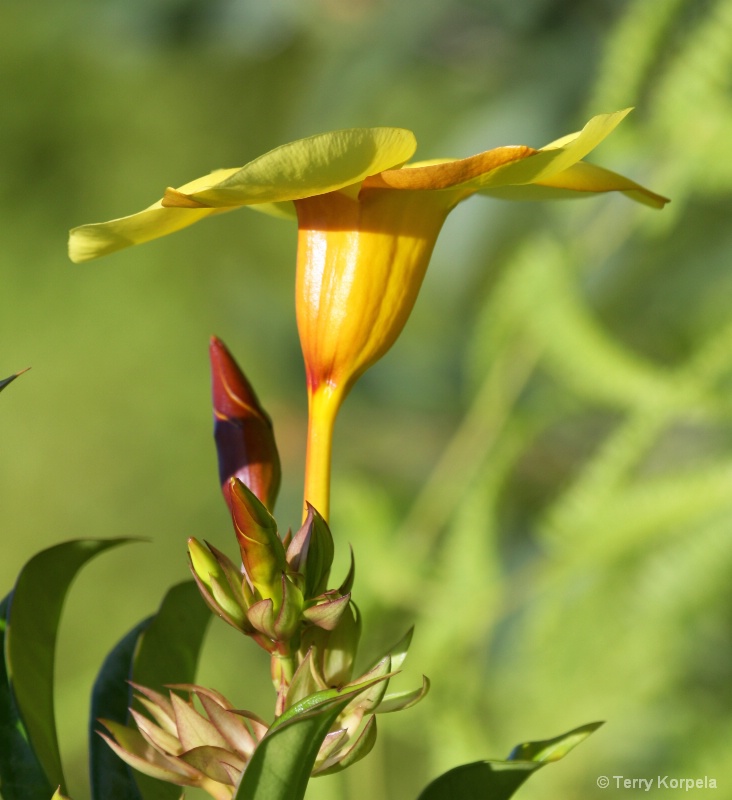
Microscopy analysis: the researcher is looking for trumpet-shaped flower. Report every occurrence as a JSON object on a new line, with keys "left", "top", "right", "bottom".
{"left": 69, "top": 111, "right": 668, "bottom": 518}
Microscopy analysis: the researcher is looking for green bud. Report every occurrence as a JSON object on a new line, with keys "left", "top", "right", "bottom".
{"left": 187, "top": 537, "right": 251, "bottom": 633}
{"left": 229, "top": 478, "right": 286, "bottom": 602}
{"left": 247, "top": 574, "right": 304, "bottom": 642}
{"left": 317, "top": 602, "right": 361, "bottom": 686}
{"left": 286, "top": 504, "right": 335, "bottom": 600}
{"left": 187, "top": 537, "right": 221, "bottom": 592}
{"left": 302, "top": 592, "right": 351, "bottom": 631}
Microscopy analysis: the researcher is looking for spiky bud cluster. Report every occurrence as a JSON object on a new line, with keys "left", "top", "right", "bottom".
{"left": 100, "top": 683, "right": 267, "bottom": 800}
{"left": 100, "top": 627, "right": 428, "bottom": 798}
{"left": 189, "top": 479, "right": 349, "bottom": 650}
{"left": 99, "top": 342, "right": 428, "bottom": 799}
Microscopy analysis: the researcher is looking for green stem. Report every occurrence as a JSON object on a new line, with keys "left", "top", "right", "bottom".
{"left": 272, "top": 644, "right": 297, "bottom": 717}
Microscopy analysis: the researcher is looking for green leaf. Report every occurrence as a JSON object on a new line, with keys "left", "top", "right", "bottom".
{"left": 89, "top": 618, "right": 152, "bottom": 800}
{"left": 129, "top": 581, "right": 212, "bottom": 800}
{"left": 132, "top": 580, "right": 211, "bottom": 694}
{"left": 234, "top": 677, "right": 391, "bottom": 800}
{"left": 0, "top": 593, "right": 54, "bottom": 800}
{"left": 507, "top": 720, "right": 604, "bottom": 763}
{"left": 416, "top": 721, "right": 603, "bottom": 800}
{"left": 0, "top": 371, "right": 26, "bottom": 394}
{"left": 4, "top": 539, "right": 133, "bottom": 796}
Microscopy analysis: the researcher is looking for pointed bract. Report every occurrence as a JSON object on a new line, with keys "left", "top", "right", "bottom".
{"left": 302, "top": 592, "right": 351, "bottom": 631}
{"left": 286, "top": 504, "right": 335, "bottom": 599}
{"left": 229, "top": 478, "right": 286, "bottom": 603}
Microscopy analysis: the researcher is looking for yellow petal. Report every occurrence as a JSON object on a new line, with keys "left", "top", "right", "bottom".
{"left": 480, "top": 161, "right": 670, "bottom": 209}
{"left": 362, "top": 146, "right": 536, "bottom": 192}
{"left": 247, "top": 201, "right": 297, "bottom": 220}
{"left": 162, "top": 127, "right": 417, "bottom": 208}
{"left": 455, "top": 109, "right": 635, "bottom": 191}
{"left": 68, "top": 168, "right": 240, "bottom": 263}
{"left": 364, "top": 110, "right": 635, "bottom": 199}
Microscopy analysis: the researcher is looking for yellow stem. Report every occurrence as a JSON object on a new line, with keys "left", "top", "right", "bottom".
{"left": 303, "top": 384, "right": 342, "bottom": 522}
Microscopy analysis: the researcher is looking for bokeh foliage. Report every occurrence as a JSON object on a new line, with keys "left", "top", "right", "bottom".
{"left": 2, "top": 0, "right": 731, "bottom": 798}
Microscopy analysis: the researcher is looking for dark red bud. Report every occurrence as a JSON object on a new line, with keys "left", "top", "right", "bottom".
{"left": 210, "top": 336, "right": 281, "bottom": 512}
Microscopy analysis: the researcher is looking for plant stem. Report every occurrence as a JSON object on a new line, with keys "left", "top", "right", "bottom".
{"left": 272, "top": 643, "right": 297, "bottom": 717}
{"left": 303, "top": 384, "right": 343, "bottom": 522}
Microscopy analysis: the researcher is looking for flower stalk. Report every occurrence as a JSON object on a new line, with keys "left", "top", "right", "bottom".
{"left": 303, "top": 384, "right": 342, "bottom": 521}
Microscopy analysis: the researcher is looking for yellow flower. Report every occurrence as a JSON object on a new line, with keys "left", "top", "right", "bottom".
{"left": 68, "top": 111, "right": 668, "bottom": 519}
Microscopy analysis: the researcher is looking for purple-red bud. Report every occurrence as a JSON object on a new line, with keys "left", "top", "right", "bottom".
{"left": 210, "top": 336, "right": 281, "bottom": 512}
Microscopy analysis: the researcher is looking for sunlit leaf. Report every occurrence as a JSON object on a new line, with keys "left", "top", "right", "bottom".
{"left": 507, "top": 721, "right": 603, "bottom": 762}
{"left": 416, "top": 722, "right": 603, "bottom": 800}
{"left": 234, "top": 676, "right": 392, "bottom": 800}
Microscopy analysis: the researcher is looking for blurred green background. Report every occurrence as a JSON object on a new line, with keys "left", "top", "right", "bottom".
{"left": 2, "top": 0, "right": 732, "bottom": 797}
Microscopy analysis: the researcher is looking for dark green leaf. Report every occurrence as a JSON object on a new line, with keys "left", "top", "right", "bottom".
{"left": 132, "top": 581, "right": 211, "bottom": 694}
{"left": 4, "top": 539, "right": 134, "bottom": 796}
{"left": 0, "top": 593, "right": 54, "bottom": 800}
{"left": 416, "top": 722, "right": 603, "bottom": 800}
{"left": 416, "top": 760, "right": 538, "bottom": 800}
{"left": 0, "top": 370, "right": 27, "bottom": 394}
{"left": 89, "top": 617, "right": 152, "bottom": 800}
{"left": 129, "top": 581, "right": 211, "bottom": 800}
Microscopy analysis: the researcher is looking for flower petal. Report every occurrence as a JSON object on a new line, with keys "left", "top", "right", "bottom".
{"left": 479, "top": 160, "right": 670, "bottom": 208}
{"left": 365, "top": 110, "right": 637, "bottom": 199}
{"left": 68, "top": 168, "right": 240, "bottom": 262}
{"left": 363, "top": 146, "right": 535, "bottom": 192}
{"left": 162, "top": 127, "right": 417, "bottom": 208}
